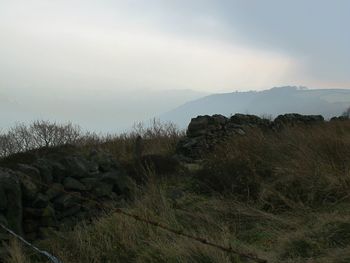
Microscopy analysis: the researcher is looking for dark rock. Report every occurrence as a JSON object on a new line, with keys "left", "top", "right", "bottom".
{"left": 34, "top": 159, "right": 53, "bottom": 183}
{"left": 54, "top": 193, "right": 80, "bottom": 210}
{"left": 90, "top": 151, "right": 119, "bottom": 172}
{"left": 187, "top": 115, "right": 211, "bottom": 137}
{"left": 23, "top": 220, "right": 39, "bottom": 234}
{"left": 18, "top": 172, "right": 38, "bottom": 202}
{"left": 46, "top": 183, "right": 64, "bottom": 200}
{"left": 0, "top": 168, "right": 23, "bottom": 235}
{"left": 63, "top": 177, "right": 86, "bottom": 191}
{"left": 274, "top": 113, "right": 324, "bottom": 127}
{"left": 62, "top": 156, "right": 89, "bottom": 178}
{"left": 40, "top": 205, "right": 57, "bottom": 227}
{"left": 51, "top": 161, "right": 66, "bottom": 183}
{"left": 0, "top": 187, "right": 7, "bottom": 210}
{"left": 80, "top": 177, "right": 99, "bottom": 191}
{"left": 330, "top": 116, "right": 349, "bottom": 121}
{"left": 229, "top": 113, "right": 267, "bottom": 126}
{"left": 0, "top": 215, "right": 8, "bottom": 226}
{"left": 93, "top": 182, "right": 114, "bottom": 197}
{"left": 32, "top": 193, "right": 49, "bottom": 209}
{"left": 17, "top": 164, "right": 41, "bottom": 182}
{"left": 23, "top": 208, "right": 43, "bottom": 219}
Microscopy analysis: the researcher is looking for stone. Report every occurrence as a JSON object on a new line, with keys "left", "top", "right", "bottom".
{"left": 62, "top": 156, "right": 89, "bottom": 178}
{"left": 80, "top": 177, "right": 99, "bottom": 191}
{"left": 63, "top": 177, "right": 86, "bottom": 191}
{"left": 93, "top": 182, "right": 114, "bottom": 197}
{"left": 0, "top": 168, "right": 23, "bottom": 235}
{"left": 34, "top": 159, "right": 53, "bottom": 183}
{"left": 23, "top": 208, "right": 43, "bottom": 219}
{"left": 32, "top": 193, "right": 49, "bottom": 209}
{"left": 230, "top": 113, "right": 265, "bottom": 126}
{"left": 46, "top": 183, "right": 64, "bottom": 200}
{"left": 0, "top": 215, "right": 8, "bottom": 226}
{"left": 40, "top": 205, "right": 57, "bottom": 227}
{"left": 23, "top": 220, "right": 39, "bottom": 234}
{"left": 0, "top": 187, "right": 7, "bottom": 210}
{"left": 274, "top": 113, "right": 324, "bottom": 127}
{"left": 330, "top": 115, "right": 349, "bottom": 121}
{"left": 187, "top": 115, "right": 210, "bottom": 137}
{"left": 18, "top": 172, "right": 38, "bottom": 202}
{"left": 54, "top": 193, "right": 80, "bottom": 210}
{"left": 106, "top": 172, "right": 134, "bottom": 196}
{"left": 51, "top": 161, "right": 66, "bottom": 183}
{"left": 17, "top": 164, "right": 41, "bottom": 182}
{"left": 90, "top": 151, "right": 119, "bottom": 172}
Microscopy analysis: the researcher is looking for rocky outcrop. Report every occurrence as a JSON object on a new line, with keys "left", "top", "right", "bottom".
{"left": 177, "top": 113, "right": 325, "bottom": 159}
{"left": 0, "top": 150, "right": 135, "bottom": 245}
{"left": 0, "top": 168, "right": 23, "bottom": 235}
{"left": 274, "top": 113, "right": 324, "bottom": 127}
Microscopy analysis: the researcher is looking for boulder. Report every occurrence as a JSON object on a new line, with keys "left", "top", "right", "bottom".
{"left": 51, "top": 161, "right": 66, "bottom": 183}
{"left": 40, "top": 205, "right": 57, "bottom": 227}
{"left": 0, "top": 168, "right": 23, "bottom": 235}
{"left": 63, "top": 177, "right": 86, "bottom": 191}
{"left": 46, "top": 183, "right": 64, "bottom": 200}
{"left": 33, "top": 159, "right": 53, "bottom": 183}
{"left": 274, "top": 113, "right": 324, "bottom": 127}
{"left": 90, "top": 150, "right": 119, "bottom": 172}
{"left": 61, "top": 156, "right": 89, "bottom": 178}
{"left": 17, "top": 164, "right": 41, "bottom": 182}
{"left": 80, "top": 177, "right": 99, "bottom": 191}
{"left": 93, "top": 182, "right": 114, "bottom": 198}
{"left": 32, "top": 193, "right": 49, "bottom": 209}
{"left": 18, "top": 172, "right": 38, "bottom": 202}
{"left": 330, "top": 116, "right": 349, "bottom": 121}
{"left": 53, "top": 193, "right": 80, "bottom": 211}
{"left": 229, "top": 113, "right": 271, "bottom": 127}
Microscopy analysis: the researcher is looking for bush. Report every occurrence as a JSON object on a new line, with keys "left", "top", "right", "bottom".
{"left": 0, "top": 121, "right": 82, "bottom": 157}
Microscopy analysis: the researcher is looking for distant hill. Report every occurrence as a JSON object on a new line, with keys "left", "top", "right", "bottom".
{"left": 160, "top": 86, "right": 350, "bottom": 128}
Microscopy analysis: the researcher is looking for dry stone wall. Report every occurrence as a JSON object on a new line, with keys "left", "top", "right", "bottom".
{"left": 0, "top": 149, "right": 134, "bottom": 253}
{"left": 176, "top": 113, "right": 324, "bottom": 159}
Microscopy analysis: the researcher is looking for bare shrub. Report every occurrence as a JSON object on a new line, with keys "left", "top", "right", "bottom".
{"left": 0, "top": 121, "right": 82, "bottom": 157}
{"left": 342, "top": 106, "right": 350, "bottom": 118}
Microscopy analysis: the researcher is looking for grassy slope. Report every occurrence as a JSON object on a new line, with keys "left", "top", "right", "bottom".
{"left": 4, "top": 121, "right": 350, "bottom": 263}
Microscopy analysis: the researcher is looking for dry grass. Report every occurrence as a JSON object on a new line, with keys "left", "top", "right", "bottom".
{"left": 4, "top": 120, "right": 350, "bottom": 263}
{"left": 3, "top": 239, "right": 28, "bottom": 263}
{"left": 198, "top": 121, "right": 350, "bottom": 210}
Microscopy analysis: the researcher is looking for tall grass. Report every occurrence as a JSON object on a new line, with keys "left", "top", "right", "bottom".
{"left": 197, "top": 121, "right": 350, "bottom": 210}
{"left": 4, "top": 120, "right": 350, "bottom": 263}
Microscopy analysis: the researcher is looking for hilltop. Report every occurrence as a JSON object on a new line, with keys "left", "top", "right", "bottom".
{"left": 161, "top": 86, "right": 350, "bottom": 128}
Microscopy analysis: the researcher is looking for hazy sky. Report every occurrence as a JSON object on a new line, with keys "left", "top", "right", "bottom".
{"left": 1, "top": 0, "right": 349, "bottom": 95}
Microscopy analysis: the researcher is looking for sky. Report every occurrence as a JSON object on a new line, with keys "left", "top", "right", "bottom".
{"left": 0, "top": 0, "right": 349, "bottom": 131}
{"left": 1, "top": 0, "right": 349, "bottom": 94}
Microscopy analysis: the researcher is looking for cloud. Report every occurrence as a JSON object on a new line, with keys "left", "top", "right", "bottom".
{"left": 0, "top": 0, "right": 299, "bottom": 93}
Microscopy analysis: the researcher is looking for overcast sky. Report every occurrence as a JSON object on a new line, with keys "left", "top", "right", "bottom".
{"left": 1, "top": 0, "right": 349, "bottom": 95}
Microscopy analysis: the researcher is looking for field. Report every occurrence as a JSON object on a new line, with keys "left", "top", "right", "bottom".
{"left": 3, "top": 120, "right": 350, "bottom": 263}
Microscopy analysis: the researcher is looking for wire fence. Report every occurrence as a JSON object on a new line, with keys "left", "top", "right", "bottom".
{"left": 1, "top": 172, "right": 268, "bottom": 263}
{"left": 0, "top": 223, "right": 62, "bottom": 263}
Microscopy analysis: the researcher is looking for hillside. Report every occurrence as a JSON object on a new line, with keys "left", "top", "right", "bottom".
{"left": 1, "top": 115, "right": 350, "bottom": 263}
{"left": 160, "top": 86, "right": 350, "bottom": 128}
